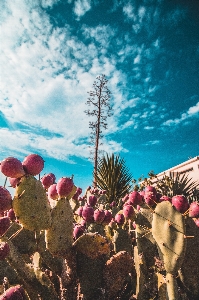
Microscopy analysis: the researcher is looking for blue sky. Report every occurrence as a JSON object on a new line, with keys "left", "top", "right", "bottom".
{"left": 0, "top": 0, "right": 199, "bottom": 193}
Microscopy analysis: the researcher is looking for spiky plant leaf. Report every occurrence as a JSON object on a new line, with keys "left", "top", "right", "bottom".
{"left": 157, "top": 172, "right": 199, "bottom": 202}
{"left": 95, "top": 154, "right": 133, "bottom": 204}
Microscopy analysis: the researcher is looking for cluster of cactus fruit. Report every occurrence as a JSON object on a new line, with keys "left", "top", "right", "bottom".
{"left": 0, "top": 154, "right": 199, "bottom": 299}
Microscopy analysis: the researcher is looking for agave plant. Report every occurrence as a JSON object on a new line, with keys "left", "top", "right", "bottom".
{"left": 95, "top": 153, "right": 133, "bottom": 204}
{"left": 156, "top": 172, "right": 199, "bottom": 202}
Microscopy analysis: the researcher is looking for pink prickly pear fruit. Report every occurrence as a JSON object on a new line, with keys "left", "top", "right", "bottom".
{"left": 110, "top": 201, "right": 116, "bottom": 207}
{"left": 73, "top": 225, "right": 85, "bottom": 240}
{"left": 22, "top": 154, "right": 44, "bottom": 175}
{"left": 189, "top": 201, "right": 199, "bottom": 218}
{"left": 139, "top": 190, "right": 145, "bottom": 200}
{"left": 41, "top": 173, "right": 56, "bottom": 189}
{"left": 81, "top": 219, "right": 87, "bottom": 227}
{"left": 82, "top": 205, "right": 94, "bottom": 222}
{"left": 103, "top": 210, "right": 113, "bottom": 225}
{"left": 159, "top": 195, "right": 172, "bottom": 202}
{"left": 0, "top": 216, "right": 10, "bottom": 236}
{"left": 144, "top": 192, "right": 157, "bottom": 206}
{"left": 7, "top": 208, "right": 16, "bottom": 222}
{"left": 194, "top": 219, "right": 199, "bottom": 227}
{"left": 109, "top": 218, "right": 117, "bottom": 229}
{"left": 122, "top": 194, "right": 129, "bottom": 202}
{"left": 48, "top": 183, "right": 58, "bottom": 200}
{"left": 172, "top": 195, "right": 189, "bottom": 214}
{"left": 123, "top": 199, "right": 133, "bottom": 206}
{"left": 75, "top": 206, "right": 83, "bottom": 217}
{"left": 145, "top": 185, "right": 157, "bottom": 194}
{"left": 123, "top": 205, "right": 135, "bottom": 219}
{"left": 0, "top": 284, "right": 25, "bottom": 299}
{"left": 100, "top": 190, "right": 106, "bottom": 195}
{"left": 56, "top": 177, "right": 74, "bottom": 197}
{"left": 132, "top": 221, "right": 136, "bottom": 229}
{"left": 48, "top": 172, "right": 56, "bottom": 182}
{"left": 76, "top": 187, "right": 82, "bottom": 195}
{"left": 93, "top": 188, "right": 99, "bottom": 194}
{"left": 0, "top": 186, "right": 12, "bottom": 214}
{"left": 156, "top": 193, "right": 163, "bottom": 203}
{"left": 115, "top": 213, "right": 125, "bottom": 225}
{"left": 129, "top": 191, "right": 143, "bottom": 206}
{"left": 8, "top": 177, "right": 21, "bottom": 188}
{"left": 0, "top": 241, "right": 10, "bottom": 260}
{"left": 87, "top": 195, "right": 97, "bottom": 207}
{"left": 94, "top": 209, "right": 105, "bottom": 224}
{"left": 0, "top": 157, "right": 25, "bottom": 178}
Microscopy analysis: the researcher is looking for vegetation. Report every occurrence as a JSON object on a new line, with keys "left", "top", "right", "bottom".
{"left": 85, "top": 74, "right": 112, "bottom": 187}
{"left": 95, "top": 153, "right": 133, "bottom": 204}
{"left": 1, "top": 153, "right": 199, "bottom": 300}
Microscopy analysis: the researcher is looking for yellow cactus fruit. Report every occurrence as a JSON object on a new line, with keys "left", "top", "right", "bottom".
{"left": 45, "top": 197, "right": 73, "bottom": 257}
{"left": 73, "top": 232, "right": 110, "bottom": 259}
{"left": 13, "top": 175, "right": 52, "bottom": 231}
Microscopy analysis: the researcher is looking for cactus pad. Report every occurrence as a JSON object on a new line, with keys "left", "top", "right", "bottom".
{"left": 103, "top": 251, "right": 133, "bottom": 298}
{"left": 45, "top": 197, "right": 73, "bottom": 257}
{"left": 13, "top": 175, "right": 52, "bottom": 231}
{"left": 152, "top": 201, "right": 186, "bottom": 274}
{"left": 73, "top": 232, "right": 110, "bottom": 259}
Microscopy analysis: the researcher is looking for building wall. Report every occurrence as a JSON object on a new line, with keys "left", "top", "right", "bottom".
{"left": 156, "top": 156, "right": 199, "bottom": 183}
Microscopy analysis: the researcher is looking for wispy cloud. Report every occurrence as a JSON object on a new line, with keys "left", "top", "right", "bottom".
{"left": 0, "top": 0, "right": 198, "bottom": 173}
{"left": 144, "top": 140, "right": 160, "bottom": 146}
{"left": 163, "top": 100, "right": 199, "bottom": 127}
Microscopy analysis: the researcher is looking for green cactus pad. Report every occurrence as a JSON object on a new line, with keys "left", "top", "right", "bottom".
{"left": 45, "top": 197, "right": 73, "bottom": 257}
{"left": 103, "top": 251, "right": 133, "bottom": 298}
{"left": 135, "top": 204, "right": 157, "bottom": 268}
{"left": 13, "top": 175, "right": 52, "bottom": 231}
{"left": 113, "top": 228, "right": 132, "bottom": 254}
{"left": 73, "top": 232, "right": 110, "bottom": 259}
{"left": 152, "top": 201, "right": 186, "bottom": 274}
{"left": 5, "top": 221, "right": 36, "bottom": 254}
{"left": 178, "top": 217, "right": 199, "bottom": 298}
{"left": 76, "top": 251, "right": 106, "bottom": 299}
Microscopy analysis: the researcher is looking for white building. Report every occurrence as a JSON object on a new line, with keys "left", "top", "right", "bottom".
{"left": 155, "top": 156, "right": 199, "bottom": 183}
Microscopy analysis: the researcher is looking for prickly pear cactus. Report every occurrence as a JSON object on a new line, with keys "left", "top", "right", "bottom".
{"left": 76, "top": 252, "right": 106, "bottom": 300}
{"left": 135, "top": 204, "right": 157, "bottom": 267}
{"left": 134, "top": 245, "right": 149, "bottom": 300}
{"left": 73, "top": 232, "right": 110, "bottom": 259}
{"left": 45, "top": 197, "right": 73, "bottom": 257}
{"left": 178, "top": 217, "right": 199, "bottom": 299}
{"left": 103, "top": 250, "right": 134, "bottom": 299}
{"left": 13, "top": 175, "right": 52, "bottom": 231}
{"left": 152, "top": 201, "right": 187, "bottom": 300}
{"left": 5, "top": 221, "right": 36, "bottom": 255}
{"left": 74, "top": 233, "right": 110, "bottom": 299}
{"left": 113, "top": 227, "right": 132, "bottom": 254}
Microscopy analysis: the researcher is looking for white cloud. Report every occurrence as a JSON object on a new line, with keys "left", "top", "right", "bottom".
{"left": 40, "top": 0, "right": 61, "bottom": 8}
{"left": 73, "top": 0, "right": 91, "bottom": 19}
{"left": 144, "top": 126, "right": 154, "bottom": 130}
{"left": 123, "top": 3, "right": 136, "bottom": 21}
{"left": 0, "top": 1, "right": 131, "bottom": 161}
{"left": 144, "top": 140, "right": 160, "bottom": 146}
{"left": 163, "top": 101, "right": 199, "bottom": 127}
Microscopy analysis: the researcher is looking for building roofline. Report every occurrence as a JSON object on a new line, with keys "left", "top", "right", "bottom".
{"left": 157, "top": 156, "right": 199, "bottom": 176}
